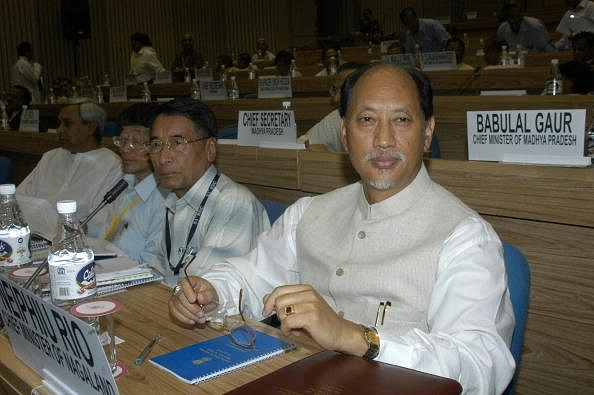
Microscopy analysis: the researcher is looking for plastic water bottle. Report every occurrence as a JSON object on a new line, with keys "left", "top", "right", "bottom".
{"left": 0, "top": 105, "right": 9, "bottom": 130}
{"left": 190, "top": 78, "right": 201, "bottom": 100}
{"left": 48, "top": 88, "right": 56, "bottom": 104}
{"left": 544, "top": 59, "right": 562, "bottom": 95}
{"left": 0, "top": 184, "right": 31, "bottom": 272}
{"left": 48, "top": 200, "right": 95, "bottom": 309}
{"left": 184, "top": 67, "right": 191, "bottom": 82}
{"left": 229, "top": 76, "right": 239, "bottom": 100}
{"left": 142, "top": 82, "right": 151, "bottom": 103}
{"left": 248, "top": 63, "right": 257, "bottom": 80}
{"left": 290, "top": 59, "right": 300, "bottom": 77}
{"left": 328, "top": 56, "right": 338, "bottom": 75}
{"left": 96, "top": 85, "right": 104, "bottom": 103}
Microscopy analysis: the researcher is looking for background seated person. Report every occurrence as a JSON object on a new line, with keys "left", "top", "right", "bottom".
{"left": 399, "top": 7, "right": 451, "bottom": 53}
{"left": 99, "top": 102, "right": 167, "bottom": 264}
{"left": 214, "top": 54, "right": 233, "bottom": 80}
{"left": 298, "top": 62, "right": 361, "bottom": 151}
{"left": 497, "top": 0, "right": 555, "bottom": 52}
{"left": 252, "top": 38, "right": 275, "bottom": 64}
{"left": 315, "top": 46, "right": 345, "bottom": 76}
{"left": 446, "top": 37, "right": 475, "bottom": 70}
{"left": 148, "top": 98, "right": 269, "bottom": 285}
{"left": 482, "top": 37, "right": 508, "bottom": 68}
{"left": 273, "top": 50, "right": 300, "bottom": 77}
{"left": 171, "top": 64, "right": 515, "bottom": 395}
{"left": 17, "top": 98, "right": 122, "bottom": 233}
{"left": 572, "top": 31, "right": 594, "bottom": 64}
{"left": 227, "top": 52, "right": 254, "bottom": 72}
{"left": 559, "top": 59, "right": 594, "bottom": 93}
{"left": 51, "top": 77, "right": 73, "bottom": 103}
{"left": 5, "top": 85, "right": 31, "bottom": 131}
{"left": 555, "top": 0, "right": 594, "bottom": 51}
{"left": 171, "top": 33, "right": 204, "bottom": 82}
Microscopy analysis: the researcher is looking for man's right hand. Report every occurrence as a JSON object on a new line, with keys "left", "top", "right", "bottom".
{"left": 168, "top": 276, "right": 219, "bottom": 326}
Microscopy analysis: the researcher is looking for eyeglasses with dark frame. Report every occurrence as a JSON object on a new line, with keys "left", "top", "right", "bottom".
{"left": 112, "top": 135, "right": 149, "bottom": 151}
{"left": 183, "top": 256, "right": 256, "bottom": 348}
{"left": 148, "top": 135, "right": 210, "bottom": 154}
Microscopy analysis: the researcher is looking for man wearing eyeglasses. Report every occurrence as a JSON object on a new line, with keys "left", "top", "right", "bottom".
{"left": 172, "top": 65, "right": 515, "bottom": 394}
{"left": 96, "top": 103, "right": 167, "bottom": 264}
{"left": 148, "top": 98, "right": 270, "bottom": 287}
{"left": 17, "top": 98, "right": 122, "bottom": 233}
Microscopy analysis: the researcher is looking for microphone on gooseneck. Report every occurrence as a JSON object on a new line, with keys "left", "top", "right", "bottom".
{"left": 79, "top": 179, "right": 129, "bottom": 227}
{"left": 23, "top": 179, "right": 129, "bottom": 291}
{"left": 456, "top": 65, "right": 482, "bottom": 96}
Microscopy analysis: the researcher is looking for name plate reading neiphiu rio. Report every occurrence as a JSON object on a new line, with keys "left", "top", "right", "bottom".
{"left": 467, "top": 109, "right": 590, "bottom": 166}
{"left": 237, "top": 110, "right": 297, "bottom": 146}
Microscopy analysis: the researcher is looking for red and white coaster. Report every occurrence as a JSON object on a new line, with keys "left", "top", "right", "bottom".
{"left": 69, "top": 299, "right": 122, "bottom": 318}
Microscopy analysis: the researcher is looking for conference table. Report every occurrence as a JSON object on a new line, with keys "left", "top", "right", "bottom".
{"left": 0, "top": 282, "right": 322, "bottom": 394}
{"left": 0, "top": 282, "right": 463, "bottom": 394}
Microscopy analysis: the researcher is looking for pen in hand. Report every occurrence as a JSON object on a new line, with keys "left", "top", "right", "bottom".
{"left": 135, "top": 332, "right": 161, "bottom": 365}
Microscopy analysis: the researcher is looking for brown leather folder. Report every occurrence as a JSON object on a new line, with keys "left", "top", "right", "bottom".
{"left": 225, "top": 350, "right": 462, "bottom": 394}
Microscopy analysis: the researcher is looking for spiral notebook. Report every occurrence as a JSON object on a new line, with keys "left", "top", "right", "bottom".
{"left": 149, "top": 330, "right": 295, "bottom": 384}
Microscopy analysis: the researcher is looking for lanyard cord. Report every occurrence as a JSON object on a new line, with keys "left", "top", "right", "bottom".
{"left": 103, "top": 195, "right": 141, "bottom": 240}
{"left": 165, "top": 173, "right": 220, "bottom": 274}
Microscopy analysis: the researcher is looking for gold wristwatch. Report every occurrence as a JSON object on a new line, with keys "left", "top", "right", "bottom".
{"left": 361, "top": 325, "right": 380, "bottom": 359}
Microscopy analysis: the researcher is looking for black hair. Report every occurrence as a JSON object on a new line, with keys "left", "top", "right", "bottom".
{"left": 16, "top": 41, "right": 32, "bottom": 56}
{"left": 155, "top": 97, "right": 218, "bottom": 138}
{"left": 130, "top": 32, "right": 152, "bottom": 46}
{"left": 117, "top": 102, "right": 159, "bottom": 132}
{"left": 446, "top": 37, "right": 466, "bottom": 53}
{"left": 559, "top": 60, "right": 594, "bottom": 94}
{"left": 572, "top": 31, "right": 594, "bottom": 47}
{"left": 399, "top": 7, "right": 417, "bottom": 22}
{"left": 339, "top": 64, "right": 434, "bottom": 121}
{"left": 274, "top": 50, "right": 294, "bottom": 66}
{"left": 11, "top": 85, "right": 32, "bottom": 104}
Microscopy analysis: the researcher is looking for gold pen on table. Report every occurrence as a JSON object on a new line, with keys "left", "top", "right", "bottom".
{"left": 135, "top": 332, "right": 160, "bottom": 365}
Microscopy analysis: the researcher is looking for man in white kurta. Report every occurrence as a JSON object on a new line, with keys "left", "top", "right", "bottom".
{"left": 171, "top": 65, "right": 515, "bottom": 394}
{"left": 17, "top": 100, "right": 122, "bottom": 233}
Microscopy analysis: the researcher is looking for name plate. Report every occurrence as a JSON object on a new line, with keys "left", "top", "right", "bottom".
{"left": 419, "top": 51, "right": 457, "bottom": 71}
{"left": 467, "top": 109, "right": 591, "bottom": 166}
{"left": 19, "top": 108, "right": 39, "bottom": 132}
{"left": 154, "top": 70, "right": 172, "bottom": 84}
{"left": 109, "top": 86, "right": 128, "bottom": 103}
{"left": 258, "top": 76, "right": 292, "bottom": 99}
{"left": 237, "top": 110, "right": 297, "bottom": 146}
{"left": 200, "top": 81, "right": 228, "bottom": 100}
{"left": 381, "top": 53, "right": 415, "bottom": 67}
{"left": 196, "top": 67, "right": 213, "bottom": 82}
{"left": 0, "top": 275, "right": 119, "bottom": 394}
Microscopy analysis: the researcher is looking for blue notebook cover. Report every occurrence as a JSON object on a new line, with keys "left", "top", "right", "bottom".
{"left": 149, "top": 329, "right": 295, "bottom": 384}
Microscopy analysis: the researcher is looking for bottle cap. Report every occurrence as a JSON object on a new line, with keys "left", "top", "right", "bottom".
{"left": 57, "top": 200, "right": 77, "bottom": 214}
{"left": 0, "top": 184, "right": 16, "bottom": 194}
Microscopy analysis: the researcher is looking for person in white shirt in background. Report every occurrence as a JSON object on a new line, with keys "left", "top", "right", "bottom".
{"left": 555, "top": 0, "right": 594, "bottom": 50}
{"left": 17, "top": 98, "right": 122, "bottom": 234}
{"left": 171, "top": 64, "right": 515, "bottom": 395}
{"left": 99, "top": 102, "right": 167, "bottom": 264}
{"left": 10, "top": 41, "right": 43, "bottom": 104}
{"left": 129, "top": 32, "right": 166, "bottom": 84}
{"left": 298, "top": 62, "right": 362, "bottom": 151}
